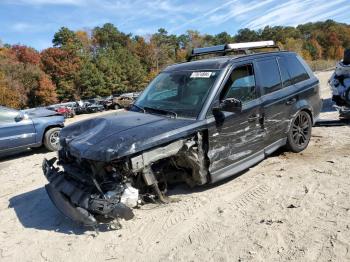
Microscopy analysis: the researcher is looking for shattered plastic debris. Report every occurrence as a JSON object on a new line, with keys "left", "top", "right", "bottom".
{"left": 120, "top": 184, "right": 139, "bottom": 208}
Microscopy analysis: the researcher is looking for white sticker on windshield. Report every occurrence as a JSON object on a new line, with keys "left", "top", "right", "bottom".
{"left": 190, "top": 72, "right": 212, "bottom": 78}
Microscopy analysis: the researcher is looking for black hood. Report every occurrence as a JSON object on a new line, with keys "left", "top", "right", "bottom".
{"left": 60, "top": 111, "right": 200, "bottom": 161}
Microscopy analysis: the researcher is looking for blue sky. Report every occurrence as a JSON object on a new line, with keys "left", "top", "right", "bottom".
{"left": 1, "top": 0, "right": 350, "bottom": 50}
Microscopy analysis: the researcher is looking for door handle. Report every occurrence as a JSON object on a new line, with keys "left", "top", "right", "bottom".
{"left": 248, "top": 114, "right": 260, "bottom": 122}
{"left": 286, "top": 98, "right": 297, "bottom": 105}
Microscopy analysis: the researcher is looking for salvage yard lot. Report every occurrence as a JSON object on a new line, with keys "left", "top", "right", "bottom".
{"left": 1, "top": 71, "right": 350, "bottom": 261}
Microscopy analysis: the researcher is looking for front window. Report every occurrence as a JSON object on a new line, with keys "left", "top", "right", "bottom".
{"left": 134, "top": 70, "right": 221, "bottom": 118}
{"left": 222, "top": 64, "right": 256, "bottom": 103}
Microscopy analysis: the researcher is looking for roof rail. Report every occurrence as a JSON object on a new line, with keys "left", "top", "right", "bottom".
{"left": 188, "top": 40, "right": 280, "bottom": 61}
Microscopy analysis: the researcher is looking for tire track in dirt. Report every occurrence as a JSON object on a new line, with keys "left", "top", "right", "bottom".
{"left": 173, "top": 185, "right": 269, "bottom": 249}
{"left": 129, "top": 184, "right": 270, "bottom": 260}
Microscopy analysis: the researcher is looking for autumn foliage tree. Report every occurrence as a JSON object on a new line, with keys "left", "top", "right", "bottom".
{"left": 11, "top": 45, "right": 41, "bottom": 65}
{"left": 0, "top": 71, "right": 21, "bottom": 108}
{"left": 41, "top": 47, "right": 81, "bottom": 100}
{"left": 36, "top": 74, "right": 58, "bottom": 106}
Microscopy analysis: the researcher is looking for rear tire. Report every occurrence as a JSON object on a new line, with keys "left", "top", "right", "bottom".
{"left": 44, "top": 127, "right": 61, "bottom": 151}
{"left": 114, "top": 104, "right": 120, "bottom": 110}
{"left": 286, "top": 111, "right": 312, "bottom": 153}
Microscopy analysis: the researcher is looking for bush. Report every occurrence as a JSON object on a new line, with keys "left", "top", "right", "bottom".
{"left": 307, "top": 60, "right": 337, "bottom": 72}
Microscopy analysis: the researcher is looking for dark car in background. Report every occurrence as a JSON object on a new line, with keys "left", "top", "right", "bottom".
{"left": 0, "top": 106, "right": 65, "bottom": 155}
{"left": 72, "top": 100, "right": 104, "bottom": 115}
{"left": 42, "top": 41, "right": 322, "bottom": 226}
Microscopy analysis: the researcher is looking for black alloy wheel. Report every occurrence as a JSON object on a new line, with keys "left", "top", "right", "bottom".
{"left": 286, "top": 111, "right": 312, "bottom": 152}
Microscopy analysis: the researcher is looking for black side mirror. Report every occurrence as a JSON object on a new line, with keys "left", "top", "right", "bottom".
{"left": 213, "top": 98, "right": 242, "bottom": 113}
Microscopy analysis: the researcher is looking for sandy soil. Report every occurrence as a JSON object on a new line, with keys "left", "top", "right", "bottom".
{"left": 1, "top": 71, "right": 350, "bottom": 262}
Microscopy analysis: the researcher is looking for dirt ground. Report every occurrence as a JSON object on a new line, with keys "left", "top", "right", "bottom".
{"left": 1, "top": 71, "right": 350, "bottom": 262}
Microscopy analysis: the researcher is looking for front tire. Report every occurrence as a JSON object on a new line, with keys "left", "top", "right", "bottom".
{"left": 44, "top": 127, "right": 61, "bottom": 151}
{"left": 286, "top": 111, "right": 312, "bottom": 153}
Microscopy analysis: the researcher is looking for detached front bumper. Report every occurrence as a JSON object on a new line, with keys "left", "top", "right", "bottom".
{"left": 42, "top": 158, "right": 98, "bottom": 226}
{"left": 42, "top": 158, "right": 134, "bottom": 226}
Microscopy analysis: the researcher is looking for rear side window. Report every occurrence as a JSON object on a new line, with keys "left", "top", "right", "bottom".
{"left": 286, "top": 55, "right": 310, "bottom": 84}
{"left": 277, "top": 57, "right": 292, "bottom": 87}
{"left": 257, "top": 59, "right": 282, "bottom": 94}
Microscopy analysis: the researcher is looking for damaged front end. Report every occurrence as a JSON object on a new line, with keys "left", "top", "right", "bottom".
{"left": 42, "top": 133, "right": 209, "bottom": 227}
{"left": 43, "top": 157, "right": 137, "bottom": 227}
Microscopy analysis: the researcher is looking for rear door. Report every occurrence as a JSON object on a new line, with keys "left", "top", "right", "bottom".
{"left": 284, "top": 54, "right": 320, "bottom": 118}
{"left": 0, "top": 108, "right": 36, "bottom": 152}
{"left": 255, "top": 57, "right": 296, "bottom": 147}
{"left": 207, "top": 63, "right": 266, "bottom": 181}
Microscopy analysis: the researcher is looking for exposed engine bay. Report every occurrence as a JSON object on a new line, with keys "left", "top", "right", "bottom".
{"left": 329, "top": 49, "right": 350, "bottom": 118}
{"left": 42, "top": 133, "right": 208, "bottom": 227}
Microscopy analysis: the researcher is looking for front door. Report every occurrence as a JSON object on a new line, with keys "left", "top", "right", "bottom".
{"left": 0, "top": 108, "right": 36, "bottom": 152}
{"left": 207, "top": 63, "right": 266, "bottom": 182}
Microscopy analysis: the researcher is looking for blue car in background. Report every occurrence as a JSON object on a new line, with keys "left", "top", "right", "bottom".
{"left": 0, "top": 106, "right": 65, "bottom": 155}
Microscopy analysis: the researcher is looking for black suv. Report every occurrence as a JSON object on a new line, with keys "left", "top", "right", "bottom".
{"left": 43, "top": 41, "right": 322, "bottom": 226}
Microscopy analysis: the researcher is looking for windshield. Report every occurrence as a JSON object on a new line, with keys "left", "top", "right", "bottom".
{"left": 0, "top": 106, "right": 19, "bottom": 123}
{"left": 134, "top": 70, "right": 221, "bottom": 118}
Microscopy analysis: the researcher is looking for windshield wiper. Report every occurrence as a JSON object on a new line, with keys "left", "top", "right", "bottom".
{"left": 143, "top": 106, "right": 177, "bottom": 118}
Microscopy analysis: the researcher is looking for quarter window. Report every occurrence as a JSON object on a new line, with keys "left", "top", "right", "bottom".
{"left": 223, "top": 64, "right": 256, "bottom": 104}
{"left": 286, "top": 55, "right": 310, "bottom": 84}
{"left": 257, "top": 59, "right": 282, "bottom": 94}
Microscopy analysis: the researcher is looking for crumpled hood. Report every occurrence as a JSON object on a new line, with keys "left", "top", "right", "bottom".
{"left": 22, "top": 107, "right": 60, "bottom": 118}
{"left": 60, "top": 111, "right": 199, "bottom": 161}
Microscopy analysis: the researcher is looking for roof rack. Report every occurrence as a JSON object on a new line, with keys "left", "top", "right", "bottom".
{"left": 188, "top": 40, "right": 280, "bottom": 61}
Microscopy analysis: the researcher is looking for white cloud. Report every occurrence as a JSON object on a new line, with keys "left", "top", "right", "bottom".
{"left": 11, "top": 22, "right": 31, "bottom": 32}
{"left": 208, "top": 0, "right": 275, "bottom": 25}
{"left": 243, "top": 0, "right": 349, "bottom": 29}
{"left": 12, "top": 0, "right": 84, "bottom": 5}
{"left": 10, "top": 22, "right": 54, "bottom": 33}
{"left": 168, "top": 0, "right": 240, "bottom": 33}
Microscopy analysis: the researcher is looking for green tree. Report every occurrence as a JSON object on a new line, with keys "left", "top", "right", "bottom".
{"left": 213, "top": 32, "right": 234, "bottom": 45}
{"left": 53, "top": 27, "right": 83, "bottom": 52}
{"left": 92, "top": 23, "right": 131, "bottom": 49}
{"left": 76, "top": 61, "right": 106, "bottom": 98}
{"left": 235, "top": 28, "right": 260, "bottom": 42}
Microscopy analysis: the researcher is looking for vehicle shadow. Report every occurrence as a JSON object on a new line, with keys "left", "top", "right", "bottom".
{"left": 321, "top": 98, "right": 337, "bottom": 113}
{"left": 8, "top": 187, "right": 92, "bottom": 235}
{"left": 0, "top": 147, "right": 50, "bottom": 163}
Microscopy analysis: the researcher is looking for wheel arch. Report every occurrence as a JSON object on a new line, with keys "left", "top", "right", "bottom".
{"left": 300, "top": 108, "right": 313, "bottom": 124}
{"left": 42, "top": 124, "right": 63, "bottom": 144}
{"left": 291, "top": 99, "right": 315, "bottom": 124}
